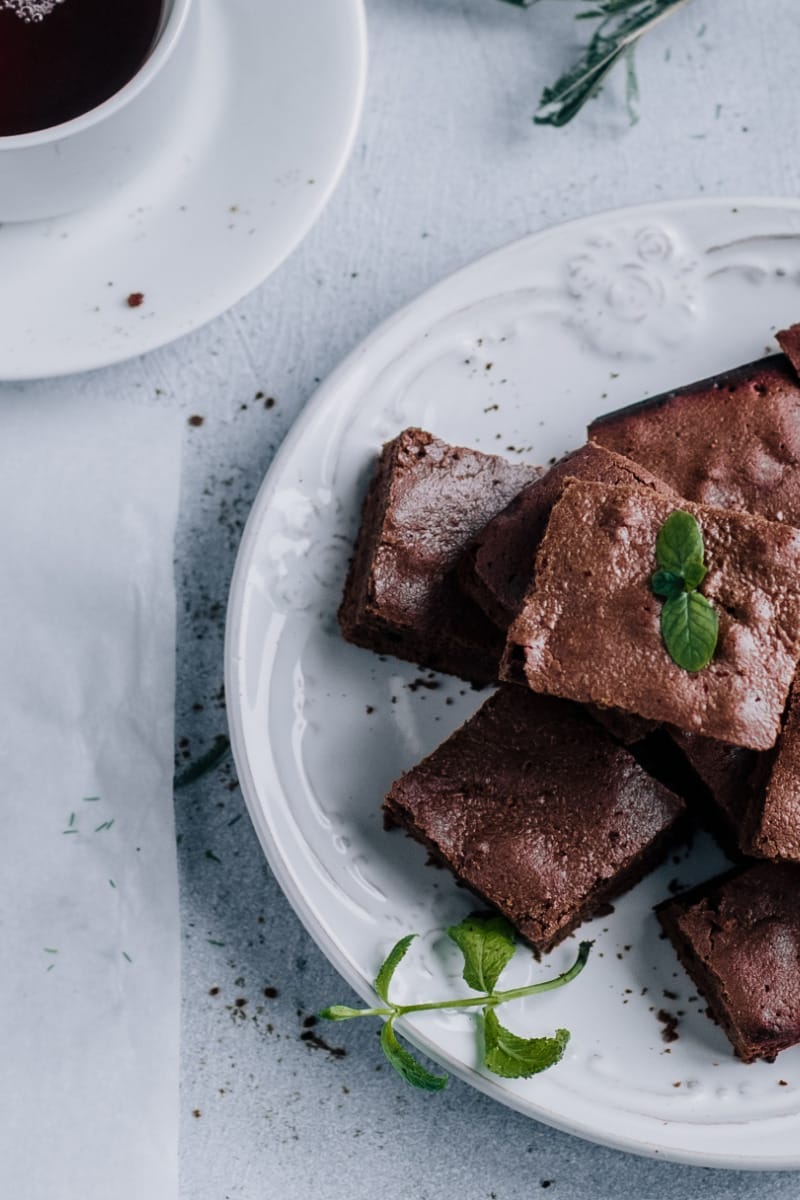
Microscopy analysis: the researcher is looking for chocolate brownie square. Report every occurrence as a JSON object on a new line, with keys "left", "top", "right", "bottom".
{"left": 667, "top": 677, "right": 800, "bottom": 862}
{"left": 460, "top": 441, "right": 676, "bottom": 631}
{"left": 740, "top": 678, "right": 800, "bottom": 860}
{"left": 338, "top": 428, "right": 539, "bottom": 685}
{"left": 657, "top": 863, "right": 800, "bottom": 1062}
{"left": 384, "top": 687, "right": 686, "bottom": 954}
{"left": 589, "top": 324, "right": 800, "bottom": 525}
{"left": 664, "top": 727, "right": 756, "bottom": 859}
{"left": 501, "top": 479, "right": 800, "bottom": 751}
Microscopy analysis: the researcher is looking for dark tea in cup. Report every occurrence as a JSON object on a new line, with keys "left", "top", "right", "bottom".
{"left": 0, "top": 0, "right": 164, "bottom": 136}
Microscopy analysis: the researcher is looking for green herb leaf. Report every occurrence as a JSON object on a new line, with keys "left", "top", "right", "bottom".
{"left": 661, "top": 590, "right": 719, "bottom": 672}
{"left": 375, "top": 934, "right": 416, "bottom": 1004}
{"left": 380, "top": 1019, "right": 448, "bottom": 1091}
{"left": 650, "top": 568, "right": 683, "bottom": 599}
{"left": 652, "top": 509, "right": 718, "bottom": 670}
{"left": 655, "top": 509, "right": 705, "bottom": 577}
{"left": 483, "top": 1009, "right": 570, "bottom": 1078}
{"left": 447, "top": 914, "right": 516, "bottom": 994}
{"left": 681, "top": 559, "right": 707, "bottom": 590}
{"left": 321, "top": 934, "right": 588, "bottom": 1092}
{"left": 534, "top": 0, "right": 693, "bottom": 128}
{"left": 319, "top": 1005, "right": 366, "bottom": 1021}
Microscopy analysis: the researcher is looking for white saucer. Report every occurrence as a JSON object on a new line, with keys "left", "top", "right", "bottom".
{"left": 226, "top": 197, "right": 800, "bottom": 1170}
{"left": 0, "top": 0, "right": 366, "bottom": 380}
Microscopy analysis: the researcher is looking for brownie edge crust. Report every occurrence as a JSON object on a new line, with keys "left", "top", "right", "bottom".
{"left": 384, "top": 687, "right": 686, "bottom": 954}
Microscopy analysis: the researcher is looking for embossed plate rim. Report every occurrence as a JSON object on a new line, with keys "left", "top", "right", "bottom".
{"left": 226, "top": 196, "right": 800, "bottom": 1170}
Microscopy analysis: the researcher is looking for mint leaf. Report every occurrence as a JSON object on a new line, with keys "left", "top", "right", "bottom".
{"left": 650, "top": 568, "right": 683, "bottom": 599}
{"left": 652, "top": 510, "right": 717, "bottom": 672}
{"left": 655, "top": 509, "right": 705, "bottom": 577}
{"left": 681, "top": 559, "right": 707, "bottom": 590}
{"left": 447, "top": 914, "right": 516, "bottom": 994}
{"left": 375, "top": 934, "right": 416, "bottom": 1004}
{"left": 380, "top": 1019, "right": 448, "bottom": 1091}
{"left": 483, "top": 1009, "right": 570, "bottom": 1078}
{"left": 319, "top": 1005, "right": 364, "bottom": 1021}
{"left": 661, "top": 590, "right": 719, "bottom": 672}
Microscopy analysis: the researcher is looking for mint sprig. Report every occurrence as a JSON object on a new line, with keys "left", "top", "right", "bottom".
{"left": 651, "top": 510, "right": 718, "bottom": 672}
{"left": 320, "top": 915, "right": 592, "bottom": 1091}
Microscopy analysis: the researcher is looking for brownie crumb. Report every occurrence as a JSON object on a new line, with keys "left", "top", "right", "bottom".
{"left": 365, "top": 705, "right": 375, "bottom": 715}
{"left": 234, "top": 997, "right": 247, "bottom": 1008}
{"left": 779, "top": 1079, "right": 789, "bottom": 1086}
{"left": 264, "top": 397, "right": 276, "bottom": 409}
{"left": 264, "top": 986, "right": 278, "bottom": 998}
{"left": 303, "top": 1015, "right": 318, "bottom": 1029}
{"left": 541, "top": 1184, "right": 552, "bottom": 1191}
{"left": 126, "top": 291, "right": 145, "bottom": 308}
{"left": 663, "top": 989, "right": 678, "bottom": 1000}
{"left": 208, "top": 986, "right": 220, "bottom": 997}
{"left": 188, "top": 415, "right": 205, "bottom": 428}
{"left": 657, "top": 1009, "right": 680, "bottom": 1043}
{"left": 408, "top": 677, "right": 441, "bottom": 692}
{"left": 192, "top": 1109, "right": 202, "bottom": 1119}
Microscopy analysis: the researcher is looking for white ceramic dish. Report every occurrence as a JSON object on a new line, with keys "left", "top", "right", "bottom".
{"left": 226, "top": 197, "right": 800, "bottom": 1170}
{"left": 0, "top": 0, "right": 366, "bottom": 380}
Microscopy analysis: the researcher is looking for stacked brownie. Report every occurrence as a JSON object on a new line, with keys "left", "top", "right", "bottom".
{"left": 501, "top": 478, "right": 800, "bottom": 750}
{"left": 339, "top": 320, "right": 800, "bottom": 1062}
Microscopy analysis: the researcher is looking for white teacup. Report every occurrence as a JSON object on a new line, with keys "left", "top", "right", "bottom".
{"left": 0, "top": 0, "right": 195, "bottom": 223}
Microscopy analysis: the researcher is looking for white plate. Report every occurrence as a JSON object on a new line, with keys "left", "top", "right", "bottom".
{"left": 0, "top": 0, "right": 366, "bottom": 380}
{"left": 226, "top": 197, "right": 800, "bottom": 1170}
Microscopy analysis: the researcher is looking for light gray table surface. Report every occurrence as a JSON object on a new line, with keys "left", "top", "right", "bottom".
{"left": 9, "top": 1, "right": 800, "bottom": 1195}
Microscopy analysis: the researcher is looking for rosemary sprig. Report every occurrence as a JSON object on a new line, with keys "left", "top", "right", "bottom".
{"left": 536, "top": 0, "right": 694, "bottom": 125}
{"left": 499, "top": 0, "right": 695, "bottom": 127}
